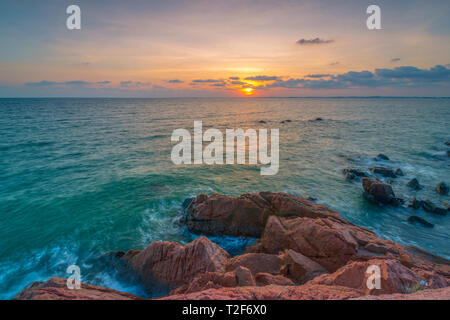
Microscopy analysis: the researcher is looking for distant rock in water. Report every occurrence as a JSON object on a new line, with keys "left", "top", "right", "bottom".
{"left": 376, "top": 154, "right": 390, "bottom": 161}
{"left": 445, "top": 141, "right": 450, "bottom": 147}
{"left": 370, "top": 167, "right": 396, "bottom": 178}
{"left": 313, "top": 117, "right": 323, "bottom": 121}
{"left": 343, "top": 168, "right": 366, "bottom": 177}
{"left": 258, "top": 120, "right": 267, "bottom": 124}
{"left": 280, "top": 120, "right": 292, "bottom": 124}
{"left": 436, "top": 182, "right": 449, "bottom": 195}
{"left": 394, "top": 168, "right": 404, "bottom": 176}
{"left": 447, "top": 150, "right": 450, "bottom": 158}
{"left": 362, "top": 177, "right": 397, "bottom": 205}
{"left": 408, "top": 216, "right": 434, "bottom": 228}
{"left": 407, "top": 178, "right": 422, "bottom": 190}
{"left": 407, "top": 197, "right": 422, "bottom": 210}
{"left": 344, "top": 172, "right": 356, "bottom": 181}
{"left": 422, "top": 199, "right": 447, "bottom": 216}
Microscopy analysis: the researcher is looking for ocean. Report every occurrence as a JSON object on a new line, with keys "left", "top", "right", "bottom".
{"left": 0, "top": 97, "right": 449, "bottom": 299}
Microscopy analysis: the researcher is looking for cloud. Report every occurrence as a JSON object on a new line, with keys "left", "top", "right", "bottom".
{"left": 191, "top": 79, "right": 223, "bottom": 83}
{"left": 391, "top": 58, "right": 401, "bottom": 62}
{"left": 305, "top": 74, "right": 331, "bottom": 78}
{"left": 120, "top": 81, "right": 150, "bottom": 88}
{"left": 265, "top": 65, "right": 450, "bottom": 90}
{"left": 330, "top": 61, "right": 339, "bottom": 66}
{"left": 375, "top": 65, "right": 450, "bottom": 82}
{"left": 296, "top": 38, "right": 334, "bottom": 45}
{"left": 26, "top": 81, "right": 58, "bottom": 86}
{"left": 230, "top": 81, "right": 246, "bottom": 85}
{"left": 166, "top": 79, "right": 184, "bottom": 84}
{"left": 26, "top": 80, "right": 110, "bottom": 87}
{"left": 244, "top": 75, "right": 279, "bottom": 81}
{"left": 229, "top": 77, "right": 240, "bottom": 80}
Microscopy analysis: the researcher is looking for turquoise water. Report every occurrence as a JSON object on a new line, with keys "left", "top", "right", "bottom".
{"left": 0, "top": 97, "right": 449, "bottom": 299}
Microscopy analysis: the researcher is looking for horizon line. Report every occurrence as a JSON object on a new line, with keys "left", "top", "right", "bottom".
{"left": 1, "top": 96, "right": 450, "bottom": 99}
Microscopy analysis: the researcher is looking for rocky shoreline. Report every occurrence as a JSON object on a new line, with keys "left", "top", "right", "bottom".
{"left": 14, "top": 192, "right": 450, "bottom": 300}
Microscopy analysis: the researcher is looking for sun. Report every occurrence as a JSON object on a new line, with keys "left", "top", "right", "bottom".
{"left": 242, "top": 88, "right": 254, "bottom": 95}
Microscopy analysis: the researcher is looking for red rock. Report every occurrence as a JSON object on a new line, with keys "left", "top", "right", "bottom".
{"left": 122, "top": 236, "right": 229, "bottom": 288}
{"left": 183, "top": 192, "right": 345, "bottom": 237}
{"left": 171, "top": 271, "right": 238, "bottom": 294}
{"left": 279, "top": 249, "right": 327, "bottom": 283}
{"left": 160, "top": 284, "right": 363, "bottom": 300}
{"left": 225, "top": 253, "right": 282, "bottom": 275}
{"left": 354, "top": 286, "right": 450, "bottom": 300}
{"left": 13, "top": 277, "right": 142, "bottom": 300}
{"left": 235, "top": 266, "right": 256, "bottom": 286}
{"left": 255, "top": 273, "right": 295, "bottom": 286}
{"left": 362, "top": 177, "right": 396, "bottom": 204}
{"left": 252, "top": 216, "right": 359, "bottom": 271}
{"left": 309, "top": 259, "right": 430, "bottom": 295}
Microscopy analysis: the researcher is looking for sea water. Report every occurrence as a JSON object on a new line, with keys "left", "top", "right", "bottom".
{"left": 0, "top": 97, "right": 449, "bottom": 298}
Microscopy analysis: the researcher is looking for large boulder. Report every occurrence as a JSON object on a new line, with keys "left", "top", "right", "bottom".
{"left": 362, "top": 177, "right": 396, "bottom": 204}
{"left": 13, "top": 277, "right": 142, "bottom": 300}
{"left": 249, "top": 216, "right": 359, "bottom": 271}
{"left": 121, "top": 236, "right": 229, "bottom": 290}
{"left": 183, "top": 192, "right": 345, "bottom": 237}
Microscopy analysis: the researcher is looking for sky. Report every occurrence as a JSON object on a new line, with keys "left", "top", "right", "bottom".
{"left": 0, "top": 0, "right": 450, "bottom": 97}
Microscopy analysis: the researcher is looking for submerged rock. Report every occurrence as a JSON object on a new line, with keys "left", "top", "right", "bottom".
{"left": 370, "top": 166, "right": 396, "bottom": 178}
{"left": 376, "top": 154, "right": 390, "bottom": 161}
{"left": 407, "top": 216, "right": 434, "bottom": 228}
{"left": 344, "top": 172, "right": 356, "bottom": 181}
{"left": 445, "top": 141, "right": 450, "bottom": 147}
{"left": 407, "top": 197, "right": 422, "bottom": 209}
{"left": 407, "top": 178, "right": 422, "bottom": 190}
{"left": 182, "top": 197, "right": 195, "bottom": 210}
{"left": 395, "top": 168, "right": 404, "bottom": 176}
{"left": 362, "top": 177, "right": 396, "bottom": 205}
{"left": 343, "top": 167, "right": 368, "bottom": 181}
{"left": 422, "top": 200, "right": 447, "bottom": 216}
{"left": 436, "top": 182, "right": 449, "bottom": 195}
